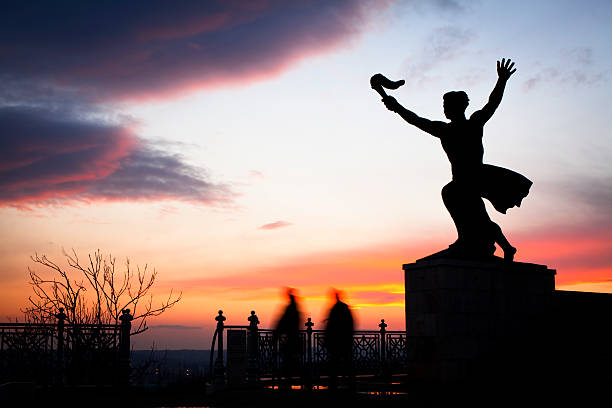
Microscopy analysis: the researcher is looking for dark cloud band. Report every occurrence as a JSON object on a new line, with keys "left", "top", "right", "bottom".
{"left": 0, "top": 106, "right": 232, "bottom": 207}
{"left": 0, "top": 1, "right": 389, "bottom": 207}
{"left": 1, "top": 0, "right": 388, "bottom": 101}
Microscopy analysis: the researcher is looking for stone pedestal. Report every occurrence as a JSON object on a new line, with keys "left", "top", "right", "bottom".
{"left": 403, "top": 258, "right": 556, "bottom": 384}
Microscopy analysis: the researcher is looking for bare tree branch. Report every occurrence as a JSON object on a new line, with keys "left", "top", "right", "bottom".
{"left": 23, "top": 249, "right": 181, "bottom": 335}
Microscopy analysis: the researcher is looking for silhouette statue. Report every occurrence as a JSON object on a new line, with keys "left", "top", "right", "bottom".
{"left": 325, "top": 289, "right": 354, "bottom": 390}
{"left": 273, "top": 288, "right": 301, "bottom": 387}
{"left": 373, "top": 59, "right": 531, "bottom": 261}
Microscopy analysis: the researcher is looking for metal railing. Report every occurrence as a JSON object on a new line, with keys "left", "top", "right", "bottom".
{"left": 0, "top": 308, "right": 132, "bottom": 385}
{"left": 210, "top": 310, "right": 410, "bottom": 384}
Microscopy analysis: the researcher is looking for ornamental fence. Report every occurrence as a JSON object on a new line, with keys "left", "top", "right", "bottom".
{"left": 0, "top": 308, "right": 132, "bottom": 386}
{"left": 209, "top": 310, "right": 416, "bottom": 384}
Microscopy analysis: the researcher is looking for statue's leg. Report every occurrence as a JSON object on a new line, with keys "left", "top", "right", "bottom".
{"left": 490, "top": 222, "right": 516, "bottom": 261}
{"left": 441, "top": 181, "right": 466, "bottom": 244}
{"left": 442, "top": 181, "right": 496, "bottom": 258}
{"left": 467, "top": 195, "right": 497, "bottom": 257}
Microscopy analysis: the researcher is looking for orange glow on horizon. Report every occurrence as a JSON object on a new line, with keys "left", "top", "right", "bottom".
{"left": 3, "top": 225, "right": 610, "bottom": 350}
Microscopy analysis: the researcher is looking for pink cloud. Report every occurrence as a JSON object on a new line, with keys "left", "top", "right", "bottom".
{"left": 259, "top": 221, "right": 292, "bottom": 230}
{"left": 2, "top": 1, "right": 393, "bottom": 102}
{"left": 0, "top": 106, "right": 233, "bottom": 207}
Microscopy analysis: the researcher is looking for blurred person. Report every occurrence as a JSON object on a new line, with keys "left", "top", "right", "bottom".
{"left": 325, "top": 289, "right": 354, "bottom": 390}
{"left": 274, "top": 288, "right": 302, "bottom": 388}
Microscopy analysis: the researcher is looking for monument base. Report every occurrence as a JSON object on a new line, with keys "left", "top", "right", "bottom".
{"left": 403, "top": 257, "right": 555, "bottom": 384}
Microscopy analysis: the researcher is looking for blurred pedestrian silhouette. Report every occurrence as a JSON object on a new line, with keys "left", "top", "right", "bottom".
{"left": 273, "top": 288, "right": 301, "bottom": 388}
{"left": 325, "top": 289, "right": 354, "bottom": 390}
{"left": 373, "top": 59, "right": 531, "bottom": 261}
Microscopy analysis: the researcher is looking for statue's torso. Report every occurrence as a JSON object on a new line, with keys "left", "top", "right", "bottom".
{"left": 439, "top": 118, "right": 484, "bottom": 182}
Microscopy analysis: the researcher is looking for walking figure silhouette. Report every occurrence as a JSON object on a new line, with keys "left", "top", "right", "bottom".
{"left": 324, "top": 289, "right": 354, "bottom": 390}
{"left": 273, "top": 288, "right": 301, "bottom": 389}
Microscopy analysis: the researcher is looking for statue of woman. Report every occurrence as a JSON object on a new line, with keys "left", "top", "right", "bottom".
{"left": 377, "top": 59, "right": 531, "bottom": 261}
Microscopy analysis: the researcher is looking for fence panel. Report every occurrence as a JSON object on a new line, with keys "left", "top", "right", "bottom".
{"left": 0, "top": 310, "right": 130, "bottom": 385}
{"left": 0, "top": 324, "right": 56, "bottom": 384}
{"left": 211, "top": 311, "right": 413, "bottom": 383}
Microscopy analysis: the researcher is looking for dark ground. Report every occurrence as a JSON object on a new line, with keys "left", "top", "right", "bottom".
{"left": 1, "top": 379, "right": 604, "bottom": 408}
{"left": 2, "top": 383, "right": 412, "bottom": 408}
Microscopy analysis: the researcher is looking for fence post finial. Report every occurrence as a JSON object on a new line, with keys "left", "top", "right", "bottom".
{"left": 305, "top": 318, "right": 314, "bottom": 362}
{"left": 248, "top": 310, "right": 259, "bottom": 330}
{"left": 379, "top": 318, "right": 387, "bottom": 332}
{"left": 214, "top": 310, "right": 226, "bottom": 384}
{"left": 119, "top": 309, "right": 133, "bottom": 386}
{"left": 305, "top": 317, "right": 315, "bottom": 388}
{"left": 305, "top": 317, "right": 314, "bottom": 331}
{"left": 379, "top": 318, "right": 388, "bottom": 378}
{"left": 247, "top": 310, "right": 260, "bottom": 383}
{"left": 55, "top": 307, "right": 67, "bottom": 324}
{"left": 55, "top": 307, "right": 67, "bottom": 385}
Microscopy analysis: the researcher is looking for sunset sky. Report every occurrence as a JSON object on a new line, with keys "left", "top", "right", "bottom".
{"left": 1, "top": 0, "right": 610, "bottom": 349}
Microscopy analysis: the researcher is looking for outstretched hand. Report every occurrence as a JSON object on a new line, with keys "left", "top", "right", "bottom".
{"left": 383, "top": 95, "right": 401, "bottom": 113}
{"left": 497, "top": 58, "right": 516, "bottom": 81}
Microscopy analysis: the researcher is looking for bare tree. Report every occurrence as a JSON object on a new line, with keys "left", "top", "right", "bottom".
{"left": 24, "top": 249, "right": 181, "bottom": 335}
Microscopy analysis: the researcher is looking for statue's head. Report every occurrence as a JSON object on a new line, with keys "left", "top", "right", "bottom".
{"left": 443, "top": 91, "right": 469, "bottom": 120}
{"left": 286, "top": 287, "right": 297, "bottom": 303}
{"left": 330, "top": 288, "right": 343, "bottom": 302}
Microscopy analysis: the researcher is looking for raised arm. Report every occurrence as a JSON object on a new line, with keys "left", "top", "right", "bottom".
{"left": 383, "top": 96, "right": 445, "bottom": 138}
{"left": 472, "top": 58, "right": 516, "bottom": 125}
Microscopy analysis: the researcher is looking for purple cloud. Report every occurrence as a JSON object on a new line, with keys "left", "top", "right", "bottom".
{"left": 0, "top": 2, "right": 394, "bottom": 208}
{"left": 523, "top": 48, "right": 608, "bottom": 92}
{"left": 1, "top": 1, "right": 391, "bottom": 102}
{"left": 0, "top": 106, "right": 233, "bottom": 207}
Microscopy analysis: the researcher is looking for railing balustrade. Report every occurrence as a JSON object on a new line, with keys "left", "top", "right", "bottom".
{"left": 0, "top": 308, "right": 132, "bottom": 385}
{"left": 209, "top": 311, "right": 410, "bottom": 383}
